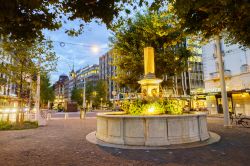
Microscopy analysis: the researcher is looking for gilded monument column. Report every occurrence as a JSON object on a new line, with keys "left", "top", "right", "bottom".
{"left": 144, "top": 47, "right": 155, "bottom": 75}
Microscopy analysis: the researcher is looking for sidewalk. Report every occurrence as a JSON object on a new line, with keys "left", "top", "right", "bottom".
{"left": 208, "top": 114, "right": 250, "bottom": 118}
{"left": 207, "top": 114, "right": 224, "bottom": 118}
{"left": 1, "top": 118, "right": 250, "bottom": 165}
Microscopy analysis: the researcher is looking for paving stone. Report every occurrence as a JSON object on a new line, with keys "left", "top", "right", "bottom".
{"left": 0, "top": 118, "right": 249, "bottom": 166}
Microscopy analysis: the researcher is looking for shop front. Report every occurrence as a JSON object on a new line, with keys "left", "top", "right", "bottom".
{"left": 205, "top": 90, "right": 250, "bottom": 116}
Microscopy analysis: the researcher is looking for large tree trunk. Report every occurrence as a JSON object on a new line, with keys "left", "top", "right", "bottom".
{"left": 16, "top": 69, "right": 23, "bottom": 124}
{"left": 181, "top": 72, "right": 187, "bottom": 96}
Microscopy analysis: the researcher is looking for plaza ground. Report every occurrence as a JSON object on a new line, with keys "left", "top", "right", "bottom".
{"left": 0, "top": 113, "right": 250, "bottom": 166}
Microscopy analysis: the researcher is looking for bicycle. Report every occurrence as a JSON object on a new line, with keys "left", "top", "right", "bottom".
{"left": 230, "top": 112, "right": 250, "bottom": 128}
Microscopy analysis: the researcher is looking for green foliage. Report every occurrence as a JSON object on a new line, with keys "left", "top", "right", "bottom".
{"left": 127, "top": 100, "right": 144, "bottom": 115}
{"left": 40, "top": 73, "right": 55, "bottom": 106}
{"left": 142, "top": 102, "right": 166, "bottom": 115}
{"left": 171, "top": 0, "right": 250, "bottom": 47}
{"left": 110, "top": 10, "right": 193, "bottom": 90}
{"left": 121, "top": 98, "right": 184, "bottom": 115}
{"left": 0, "top": 120, "right": 38, "bottom": 130}
{"left": 163, "top": 99, "right": 183, "bottom": 115}
{"left": 2, "top": 0, "right": 249, "bottom": 47}
{"left": 85, "top": 80, "right": 108, "bottom": 107}
{"left": 71, "top": 87, "right": 83, "bottom": 105}
{"left": 0, "top": 1, "right": 136, "bottom": 41}
{"left": 120, "top": 100, "right": 131, "bottom": 113}
{"left": 0, "top": 39, "right": 57, "bottom": 100}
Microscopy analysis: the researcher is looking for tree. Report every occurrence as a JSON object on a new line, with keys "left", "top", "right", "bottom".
{"left": 0, "top": 39, "right": 57, "bottom": 124}
{"left": 110, "top": 11, "right": 193, "bottom": 90}
{"left": 71, "top": 87, "right": 83, "bottom": 105}
{"left": 171, "top": 0, "right": 250, "bottom": 47}
{"left": 0, "top": 39, "right": 57, "bottom": 98}
{"left": 85, "top": 80, "right": 108, "bottom": 107}
{"left": 0, "top": 0, "right": 134, "bottom": 42}
{"left": 1, "top": 0, "right": 249, "bottom": 47}
{"left": 96, "top": 80, "right": 108, "bottom": 104}
{"left": 40, "top": 73, "right": 55, "bottom": 108}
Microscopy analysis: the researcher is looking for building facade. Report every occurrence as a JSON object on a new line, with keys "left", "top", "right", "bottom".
{"left": 99, "top": 50, "right": 117, "bottom": 100}
{"left": 62, "top": 64, "right": 99, "bottom": 103}
{"left": 75, "top": 64, "right": 99, "bottom": 89}
{"left": 0, "top": 49, "right": 19, "bottom": 112}
{"left": 0, "top": 52, "right": 17, "bottom": 97}
{"left": 53, "top": 74, "right": 69, "bottom": 109}
{"left": 202, "top": 39, "right": 250, "bottom": 115}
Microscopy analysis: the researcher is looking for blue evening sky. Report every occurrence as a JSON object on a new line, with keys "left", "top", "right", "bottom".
{"left": 44, "top": 21, "right": 111, "bottom": 83}
{"left": 44, "top": 2, "right": 152, "bottom": 84}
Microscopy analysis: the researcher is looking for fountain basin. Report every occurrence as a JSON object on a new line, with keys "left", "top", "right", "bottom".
{"left": 96, "top": 112, "right": 209, "bottom": 146}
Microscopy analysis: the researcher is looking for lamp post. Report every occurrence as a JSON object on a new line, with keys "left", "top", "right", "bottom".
{"left": 188, "top": 65, "right": 192, "bottom": 110}
{"left": 82, "top": 77, "right": 86, "bottom": 109}
{"left": 92, "top": 91, "right": 97, "bottom": 110}
{"left": 112, "top": 91, "right": 117, "bottom": 111}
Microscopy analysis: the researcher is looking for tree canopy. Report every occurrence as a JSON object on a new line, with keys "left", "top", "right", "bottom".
{"left": 0, "top": 0, "right": 133, "bottom": 41}
{"left": 1, "top": 0, "right": 249, "bottom": 47}
{"left": 0, "top": 39, "right": 57, "bottom": 99}
{"left": 170, "top": 0, "right": 250, "bottom": 47}
{"left": 71, "top": 87, "right": 83, "bottom": 105}
{"left": 110, "top": 11, "right": 193, "bottom": 90}
{"left": 85, "top": 80, "right": 108, "bottom": 107}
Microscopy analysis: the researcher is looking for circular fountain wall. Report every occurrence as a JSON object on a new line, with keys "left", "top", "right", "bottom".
{"left": 96, "top": 112, "right": 210, "bottom": 146}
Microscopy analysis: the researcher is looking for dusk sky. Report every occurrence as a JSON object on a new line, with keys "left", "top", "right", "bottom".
{"left": 44, "top": 20, "right": 111, "bottom": 84}
{"left": 44, "top": 2, "right": 150, "bottom": 84}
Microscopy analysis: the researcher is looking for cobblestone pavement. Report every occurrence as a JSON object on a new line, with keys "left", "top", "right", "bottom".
{"left": 51, "top": 112, "right": 98, "bottom": 119}
{"left": 0, "top": 117, "right": 250, "bottom": 166}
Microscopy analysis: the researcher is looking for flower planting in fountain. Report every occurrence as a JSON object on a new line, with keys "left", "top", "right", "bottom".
{"left": 121, "top": 98, "right": 184, "bottom": 115}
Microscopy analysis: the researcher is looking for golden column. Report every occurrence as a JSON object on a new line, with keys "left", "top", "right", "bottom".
{"left": 138, "top": 47, "right": 162, "bottom": 97}
{"left": 144, "top": 47, "right": 155, "bottom": 76}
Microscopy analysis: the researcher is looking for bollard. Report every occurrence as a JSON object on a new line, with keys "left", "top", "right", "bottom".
{"left": 84, "top": 108, "right": 87, "bottom": 118}
{"left": 47, "top": 113, "right": 51, "bottom": 120}
{"left": 64, "top": 113, "right": 68, "bottom": 119}
{"left": 80, "top": 108, "right": 84, "bottom": 119}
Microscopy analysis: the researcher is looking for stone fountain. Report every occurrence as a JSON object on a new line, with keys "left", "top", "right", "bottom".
{"left": 86, "top": 47, "right": 219, "bottom": 148}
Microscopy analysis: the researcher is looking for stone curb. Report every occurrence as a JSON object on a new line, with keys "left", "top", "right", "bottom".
{"left": 86, "top": 131, "right": 221, "bottom": 150}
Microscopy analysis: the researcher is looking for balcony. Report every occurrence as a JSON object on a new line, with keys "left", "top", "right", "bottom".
{"left": 209, "top": 70, "right": 231, "bottom": 80}
{"left": 240, "top": 64, "right": 250, "bottom": 73}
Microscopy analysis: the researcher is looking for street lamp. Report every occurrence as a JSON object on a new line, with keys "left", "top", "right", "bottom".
{"left": 91, "top": 45, "right": 100, "bottom": 54}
